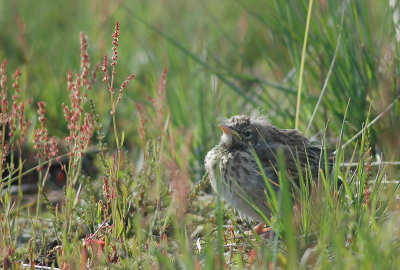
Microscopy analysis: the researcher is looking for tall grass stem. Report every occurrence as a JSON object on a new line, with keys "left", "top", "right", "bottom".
{"left": 295, "top": 0, "right": 314, "bottom": 130}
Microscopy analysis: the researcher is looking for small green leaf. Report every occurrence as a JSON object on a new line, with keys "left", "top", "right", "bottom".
{"left": 120, "top": 131, "right": 125, "bottom": 148}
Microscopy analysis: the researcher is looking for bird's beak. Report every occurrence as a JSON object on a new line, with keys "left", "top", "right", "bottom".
{"left": 219, "top": 124, "right": 241, "bottom": 140}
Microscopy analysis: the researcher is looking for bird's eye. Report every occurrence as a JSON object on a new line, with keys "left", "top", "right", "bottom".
{"left": 243, "top": 130, "right": 252, "bottom": 139}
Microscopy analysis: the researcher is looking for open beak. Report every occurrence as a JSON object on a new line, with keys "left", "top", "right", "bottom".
{"left": 219, "top": 124, "right": 232, "bottom": 135}
{"left": 219, "top": 124, "right": 241, "bottom": 140}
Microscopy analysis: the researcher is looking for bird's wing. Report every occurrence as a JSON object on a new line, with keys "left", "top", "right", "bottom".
{"left": 252, "top": 142, "right": 331, "bottom": 185}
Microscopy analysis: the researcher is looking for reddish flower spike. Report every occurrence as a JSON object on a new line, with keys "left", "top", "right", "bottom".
{"left": 111, "top": 22, "right": 120, "bottom": 66}
{"left": 102, "top": 55, "right": 109, "bottom": 82}
{"left": 116, "top": 74, "right": 135, "bottom": 106}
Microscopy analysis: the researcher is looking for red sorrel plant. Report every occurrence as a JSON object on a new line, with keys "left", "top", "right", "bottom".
{"left": 0, "top": 59, "right": 32, "bottom": 266}
{"left": 99, "top": 21, "right": 134, "bottom": 231}
{"left": 74, "top": 21, "right": 136, "bottom": 265}
{"left": 31, "top": 100, "right": 59, "bottom": 259}
{"left": 59, "top": 32, "right": 98, "bottom": 248}
{"left": 86, "top": 22, "right": 182, "bottom": 266}
{"left": 132, "top": 67, "right": 195, "bottom": 265}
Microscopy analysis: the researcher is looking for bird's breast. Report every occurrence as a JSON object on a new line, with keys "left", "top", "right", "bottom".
{"left": 204, "top": 145, "right": 225, "bottom": 192}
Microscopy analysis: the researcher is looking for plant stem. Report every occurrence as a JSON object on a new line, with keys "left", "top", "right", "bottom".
{"left": 295, "top": 0, "right": 314, "bottom": 130}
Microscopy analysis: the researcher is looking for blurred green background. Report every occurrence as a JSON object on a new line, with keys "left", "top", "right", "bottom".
{"left": 1, "top": 0, "right": 399, "bottom": 179}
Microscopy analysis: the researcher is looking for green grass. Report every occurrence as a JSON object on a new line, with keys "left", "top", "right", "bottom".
{"left": 1, "top": 0, "right": 400, "bottom": 268}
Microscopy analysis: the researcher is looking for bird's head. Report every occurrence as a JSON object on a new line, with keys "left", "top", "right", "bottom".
{"left": 218, "top": 112, "right": 270, "bottom": 149}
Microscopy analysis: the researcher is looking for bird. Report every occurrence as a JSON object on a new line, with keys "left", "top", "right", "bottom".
{"left": 204, "top": 111, "right": 336, "bottom": 225}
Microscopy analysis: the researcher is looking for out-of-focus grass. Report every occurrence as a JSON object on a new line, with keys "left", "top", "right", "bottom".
{"left": 2, "top": 0, "right": 399, "bottom": 169}
{"left": 1, "top": 0, "right": 400, "bottom": 268}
